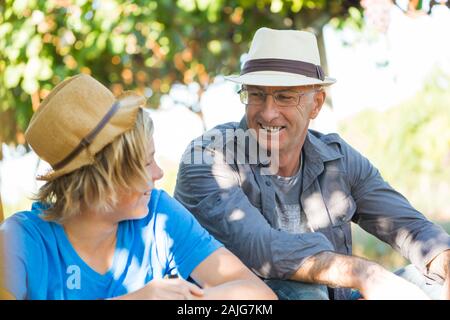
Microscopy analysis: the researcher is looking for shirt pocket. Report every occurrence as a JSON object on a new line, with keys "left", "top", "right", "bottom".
{"left": 326, "top": 194, "right": 356, "bottom": 254}
{"left": 327, "top": 194, "right": 356, "bottom": 225}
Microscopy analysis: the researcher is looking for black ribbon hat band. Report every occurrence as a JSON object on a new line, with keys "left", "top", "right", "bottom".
{"left": 241, "top": 58, "right": 325, "bottom": 81}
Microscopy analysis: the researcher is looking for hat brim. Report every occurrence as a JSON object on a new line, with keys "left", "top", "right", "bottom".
{"left": 225, "top": 71, "right": 336, "bottom": 87}
{"left": 37, "top": 155, "right": 91, "bottom": 181}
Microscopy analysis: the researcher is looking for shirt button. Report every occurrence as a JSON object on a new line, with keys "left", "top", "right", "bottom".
{"left": 265, "top": 181, "right": 272, "bottom": 187}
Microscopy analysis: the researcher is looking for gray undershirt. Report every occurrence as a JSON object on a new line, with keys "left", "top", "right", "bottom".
{"left": 270, "top": 153, "right": 311, "bottom": 234}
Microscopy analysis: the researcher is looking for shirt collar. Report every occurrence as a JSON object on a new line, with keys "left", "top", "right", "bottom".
{"left": 238, "top": 116, "right": 343, "bottom": 164}
{"left": 238, "top": 116, "right": 343, "bottom": 191}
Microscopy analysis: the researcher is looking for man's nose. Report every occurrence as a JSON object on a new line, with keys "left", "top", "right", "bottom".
{"left": 260, "top": 94, "right": 280, "bottom": 121}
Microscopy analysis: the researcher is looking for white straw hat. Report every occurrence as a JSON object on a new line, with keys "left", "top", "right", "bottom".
{"left": 225, "top": 27, "right": 336, "bottom": 86}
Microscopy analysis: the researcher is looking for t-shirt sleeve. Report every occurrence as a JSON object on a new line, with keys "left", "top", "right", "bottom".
{"left": 155, "top": 190, "right": 223, "bottom": 279}
{"left": 0, "top": 216, "right": 30, "bottom": 300}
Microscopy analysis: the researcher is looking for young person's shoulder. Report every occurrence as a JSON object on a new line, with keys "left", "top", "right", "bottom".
{"left": 149, "top": 189, "right": 193, "bottom": 223}
{"left": 129, "top": 189, "right": 190, "bottom": 230}
{"left": 1, "top": 203, "right": 53, "bottom": 239}
{"left": 0, "top": 203, "right": 55, "bottom": 273}
{"left": 146, "top": 188, "right": 211, "bottom": 239}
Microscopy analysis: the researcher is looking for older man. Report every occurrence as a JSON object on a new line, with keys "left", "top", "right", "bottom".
{"left": 174, "top": 28, "right": 450, "bottom": 300}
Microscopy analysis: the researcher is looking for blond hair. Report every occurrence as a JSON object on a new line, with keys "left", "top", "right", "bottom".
{"left": 35, "top": 109, "right": 153, "bottom": 222}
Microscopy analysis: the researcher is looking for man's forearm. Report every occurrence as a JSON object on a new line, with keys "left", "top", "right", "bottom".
{"left": 290, "top": 251, "right": 383, "bottom": 290}
{"left": 290, "top": 251, "right": 431, "bottom": 299}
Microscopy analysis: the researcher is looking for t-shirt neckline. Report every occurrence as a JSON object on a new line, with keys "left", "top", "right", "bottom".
{"left": 53, "top": 220, "right": 124, "bottom": 284}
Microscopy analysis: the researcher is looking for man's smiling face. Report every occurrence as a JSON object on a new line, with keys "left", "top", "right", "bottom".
{"left": 244, "top": 85, "right": 323, "bottom": 154}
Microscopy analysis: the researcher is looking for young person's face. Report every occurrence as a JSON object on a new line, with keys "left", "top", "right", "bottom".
{"left": 115, "top": 136, "right": 164, "bottom": 220}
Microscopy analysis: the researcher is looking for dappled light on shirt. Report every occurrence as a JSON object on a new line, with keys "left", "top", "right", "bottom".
{"left": 228, "top": 209, "right": 246, "bottom": 222}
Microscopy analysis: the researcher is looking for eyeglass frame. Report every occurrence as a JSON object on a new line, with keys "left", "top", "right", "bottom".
{"left": 237, "top": 86, "right": 320, "bottom": 108}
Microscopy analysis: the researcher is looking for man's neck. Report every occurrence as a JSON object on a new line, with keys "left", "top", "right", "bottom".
{"left": 275, "top": 125, "right": 309, "bottom": 177}
{"left": 276, "top": 145, "right": 303, "bottom": 177}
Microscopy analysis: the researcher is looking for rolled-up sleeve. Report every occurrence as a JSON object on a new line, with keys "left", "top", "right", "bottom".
{"left": 174, "top": 142, "right": 334, "bottom": 279}
{"left": 342, "top": 139, "right": 450, "bottom": 281}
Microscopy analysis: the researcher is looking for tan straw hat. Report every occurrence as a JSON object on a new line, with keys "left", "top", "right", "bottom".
{"left": 225, "top": 27, "right": 336, "bottom": 86}
{"left": 25, "top": 74, "right": 146, "bottom": 181}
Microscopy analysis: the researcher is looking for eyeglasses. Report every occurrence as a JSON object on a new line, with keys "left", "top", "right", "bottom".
{"left": 238, "top": 88, "right": 315, "bottom": 108}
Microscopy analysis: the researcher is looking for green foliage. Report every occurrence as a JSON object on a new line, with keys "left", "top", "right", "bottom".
{"left": 339, "top": 76, "right": 450, "bottom": 219}
{"left": 0, "top": 0, "right": 361, "bottom": 144}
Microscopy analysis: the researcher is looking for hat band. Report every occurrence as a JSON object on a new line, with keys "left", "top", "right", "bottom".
{"left": 52, "top": 101, "right": 121, "bottom": 171}
{"left": 241, "top": 58, "right": 325, "bottom": 81}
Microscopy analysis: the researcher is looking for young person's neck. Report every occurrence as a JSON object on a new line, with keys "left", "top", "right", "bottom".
{"left": 63, "top": 210, "right": 118, "bottom": 252}
{"left": 62, "top": 210, "right": 119, "bottom": 274}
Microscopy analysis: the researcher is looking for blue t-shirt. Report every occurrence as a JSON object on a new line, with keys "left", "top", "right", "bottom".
{"left": 0, "top": 189, "right": 222, "bottom": 300}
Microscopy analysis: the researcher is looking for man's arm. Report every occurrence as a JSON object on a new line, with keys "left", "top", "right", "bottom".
{"left": 339, "top": 138, "right": 450, "bottom": 280}
{"left": 291, "top": 251, "right": 429, "bottom": 299}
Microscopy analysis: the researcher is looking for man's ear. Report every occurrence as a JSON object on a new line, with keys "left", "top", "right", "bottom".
{"left": 310, "top": 90, "right": 326, "bottom": 120}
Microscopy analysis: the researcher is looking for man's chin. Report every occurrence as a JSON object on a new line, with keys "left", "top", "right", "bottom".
{"left": 256, "top": 128, "right": 285, "bottom": 147}
{"left": 256, "top": 141, "right": 284, "bottom": 168}
{"left": 257, "top": 139, "right": 283, "bottom": 154}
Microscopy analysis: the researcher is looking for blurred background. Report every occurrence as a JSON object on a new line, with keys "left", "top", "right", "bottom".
{"left": 0, "top": 0, "right": 449, "bottom": 271}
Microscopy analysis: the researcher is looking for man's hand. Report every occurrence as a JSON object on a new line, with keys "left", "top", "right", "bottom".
{"left": 114, "top": 278, "right": 204, "bottom": 300}
{"left": 427, "top": 249, "right": 450, "bottom": 300}
{"left": 360, "top": 263, "right": 429, "bottom": 300}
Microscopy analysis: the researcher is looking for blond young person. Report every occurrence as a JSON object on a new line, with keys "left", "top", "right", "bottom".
{"left": 0, "top": 74, "right": 276, "bottom": 300}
